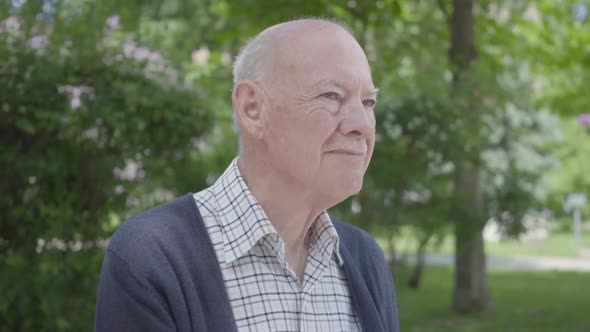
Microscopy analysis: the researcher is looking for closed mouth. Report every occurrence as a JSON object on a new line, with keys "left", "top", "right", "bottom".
{"left": 326, "top": 150, "right": 365, "bottom": 156}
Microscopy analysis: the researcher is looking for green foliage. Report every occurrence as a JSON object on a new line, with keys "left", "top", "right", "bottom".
{"left": 0, "top": 2, "right": 213, "bottom": 330}
{"left": 545, "top": 118, "right": 590, "bottom": 218}
{"left": 512, "top": 0, "right": 590, "bottom": 117}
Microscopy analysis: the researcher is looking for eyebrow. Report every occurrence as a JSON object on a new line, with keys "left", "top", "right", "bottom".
{"left": 314, "top": 79, "right": 379, "bottom": 96}
{"left": 367, "top": 87, "right": 379, "bottom": 96}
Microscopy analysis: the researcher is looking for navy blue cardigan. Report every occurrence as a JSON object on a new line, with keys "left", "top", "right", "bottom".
{"left": 95, "top": 194, "right": 399, "bottom": 331}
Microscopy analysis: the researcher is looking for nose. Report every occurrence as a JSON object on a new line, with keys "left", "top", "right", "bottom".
{"left": 338, "top": 100, "right": 375, "bottom": 138}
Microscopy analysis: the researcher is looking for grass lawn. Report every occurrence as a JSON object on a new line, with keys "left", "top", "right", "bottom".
{"left": 379, "top": 227, "right": 590, "bottom": 258}
{"left": 486, "top": 232, "right": 590, "bottom": 258}
{"left": 394, "top": 265, "right": 590, "bottom": 332}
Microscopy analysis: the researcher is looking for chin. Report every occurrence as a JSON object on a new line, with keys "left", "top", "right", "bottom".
{"left": 317, "top": 179, "right": 364, "bottom": 210}
{"left": 332, "top": 176, "right": 364, "bottom": 200}
{"left": 348, "top": 180, "right": 364, "bottom": 195}
{"left": 317, "top": 165, "right": 366, "bottom": 203}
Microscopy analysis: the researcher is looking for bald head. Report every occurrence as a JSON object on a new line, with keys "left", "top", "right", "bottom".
{"left": 233, "top": 19, "right": 356, "bottom": 85}
{"left": 232, "top": 19, "right": 368, "bottom": 138}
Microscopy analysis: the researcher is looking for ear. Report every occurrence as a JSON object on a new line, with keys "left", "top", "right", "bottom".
{"left": 232, "top": 80, "right": 267, "bottom": 140}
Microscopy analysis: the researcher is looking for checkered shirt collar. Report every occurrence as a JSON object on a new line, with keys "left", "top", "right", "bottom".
{"left": 211, "top": 157, "right": 343, "bottom": 266}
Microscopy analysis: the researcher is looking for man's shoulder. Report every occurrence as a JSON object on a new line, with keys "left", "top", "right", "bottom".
{"left": 106, "top": 194, "right": 201, "bottom": 259}
{"left": 333, "top": 221, "right": 399, "bottom": 332}
{"left": 332, "top": 220, "right": 383, "bottom": 259}
{"left": 332, "top": 219, "right": 370, "bottom": 237}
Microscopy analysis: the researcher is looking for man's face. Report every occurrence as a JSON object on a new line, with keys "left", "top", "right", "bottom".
{"left": 262, "top": 27, "right": 377, "bottom": 206}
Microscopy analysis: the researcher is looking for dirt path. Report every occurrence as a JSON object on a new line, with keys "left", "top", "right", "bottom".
{"left": 391, "top": 253, "right": 590, "bottom": 272}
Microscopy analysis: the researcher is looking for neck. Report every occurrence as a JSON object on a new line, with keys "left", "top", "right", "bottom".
{"left": 237, "top": 155, "right": 322, "bottom": 256}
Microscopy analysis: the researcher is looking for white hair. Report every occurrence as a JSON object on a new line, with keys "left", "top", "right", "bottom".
{"left": 231, "top": 32, "right": 275, "bottom": 143}
{"left": 230, "top": 18, "right": 354, "bottom": 149}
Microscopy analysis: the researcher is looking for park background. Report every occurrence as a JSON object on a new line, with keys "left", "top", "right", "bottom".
{"left": 1, "top": 0, "right": 589, "bottom": 331}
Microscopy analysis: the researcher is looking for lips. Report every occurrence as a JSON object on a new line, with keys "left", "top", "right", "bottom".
{"left": 326, "top": 149, "right": 366, "bottom": 156}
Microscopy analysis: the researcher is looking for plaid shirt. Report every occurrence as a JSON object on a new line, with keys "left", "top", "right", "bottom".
{"left": 193, "top": 158, "right": 361, "bottom": 331}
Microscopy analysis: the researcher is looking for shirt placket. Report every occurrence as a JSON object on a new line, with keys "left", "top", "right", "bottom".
{"left": 300, "top": 237, "right": 332, "bottom": 332}
{"left": 260, "top": 234, "right": 307, "bottom": 332}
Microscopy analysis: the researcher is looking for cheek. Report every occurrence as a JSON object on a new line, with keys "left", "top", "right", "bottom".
{"left": 268, "top": 106, "right": 336, "bottom": 163}
{"left": 295, "top": 103, "right": 339, "bottom": 144}
{"left": 367, "top": 112, "right": 377, "bottom": 145}
{"left": 365, "top": 114, "right": 376, "bottom": 167}
{"left": 308, "top": 113, "right": 339, "bottom": 152}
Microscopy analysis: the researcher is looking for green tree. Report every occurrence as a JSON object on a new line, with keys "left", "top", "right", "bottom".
{"left": 0, "top": 1, "right": 213, "bottom": 330}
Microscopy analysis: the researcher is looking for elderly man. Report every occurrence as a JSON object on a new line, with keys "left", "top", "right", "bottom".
{"left": 96, "top": 18, "right": 399, "bottom": 332}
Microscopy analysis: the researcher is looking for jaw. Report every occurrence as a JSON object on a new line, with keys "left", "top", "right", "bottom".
{"left": 311, "top": 163, "right": 366, "bottom": 209}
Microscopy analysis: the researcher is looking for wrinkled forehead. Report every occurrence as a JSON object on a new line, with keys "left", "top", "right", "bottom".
{"left": 271, "top": 26, "right": 374, "bottom": 90}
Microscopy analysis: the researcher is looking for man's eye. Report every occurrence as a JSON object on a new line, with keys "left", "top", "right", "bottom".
{"left": 322, "top": 92, "right": 340, "bottom": 100}
{"left": 363, "top": 99, "right": 376, "bottom": 107}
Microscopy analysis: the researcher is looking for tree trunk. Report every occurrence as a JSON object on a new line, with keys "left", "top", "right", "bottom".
{"left": 387, "top": 227, "right": 398, "bottom": 271}
{"left": 408, "top": 232, "right": 431, "bottom": 290}
{"left": 446, "top": 0, "right": 491, "bottom": 313}
{"left": 452, "top": 162, "right": 490, "bottom": 312}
